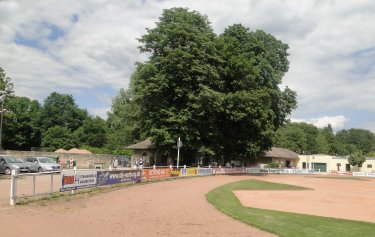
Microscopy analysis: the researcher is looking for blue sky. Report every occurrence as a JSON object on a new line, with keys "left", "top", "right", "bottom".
{"left": 0, "top": 0, "right": 375, "bottom": 132}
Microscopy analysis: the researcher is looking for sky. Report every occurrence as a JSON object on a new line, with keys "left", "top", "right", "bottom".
{"left": 0, "top": 0, "right": 375, "bottom": 132}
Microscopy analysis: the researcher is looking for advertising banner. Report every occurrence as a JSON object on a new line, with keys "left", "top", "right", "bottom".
{"left": 212, "top": 168, "right": 245, "bottom": 175}
{"left": 353, "top": 172, "right": 375, "bottom": 177}
{"left": 245, "top": 168, "right": 261, "bottom": 174}
{"left": 97, "top": 170, "right": 142, "bottom": 186}
{"left": 143, "top": 168, "right": 172, "bottom": 179}
{"left": 60, "top": 171, "right": 97, "bottom": 192}
{"left": 171, "top": 168, "right": 181, "bottom": 177}
{"left": 197, "top": 168, "right": 213, "bottom": 176}
{"left": 179, "top": 168, "right": 197, "bottom": 176}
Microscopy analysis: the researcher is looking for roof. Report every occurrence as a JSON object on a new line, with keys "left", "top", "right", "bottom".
{"left": 54, "top": 148, "right": 92, "bottom": 154}
{"left": 261, "top": 147, "right": 299, "bottom": 160}
{"left": 54, "top": 149, "right": 68, "bottom": 153}
{"left": 67, "top": 148, "right": 92, "bottom": 154}
{"left": 126, "top": 138, "right": 156, "bottom": 150}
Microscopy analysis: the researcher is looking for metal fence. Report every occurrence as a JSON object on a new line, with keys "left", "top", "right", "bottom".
{"left": 8, "top": 166, "right": 321, "bottom": 206}
{"left": 9, "top": 170, "right": 61, "bottom": 205}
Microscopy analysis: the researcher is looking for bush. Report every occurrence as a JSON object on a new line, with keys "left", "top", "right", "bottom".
{"left": 267, "top": 162, "right": 280, "bottom": 168}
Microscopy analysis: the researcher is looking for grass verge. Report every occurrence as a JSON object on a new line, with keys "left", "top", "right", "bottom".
{"left": 206, "top": 179, "right": 375, "bottom": 237}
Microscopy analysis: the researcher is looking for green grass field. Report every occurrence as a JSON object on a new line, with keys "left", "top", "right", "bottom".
{"left": 206, "top": 179, "right": 375, "bottom": 237}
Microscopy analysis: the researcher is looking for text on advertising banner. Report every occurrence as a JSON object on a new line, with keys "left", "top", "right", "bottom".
{"left": 97, "top": 170, "right": 142, "bottom": 186}
{"left": 143, "top": 168, "right": 171, "bottom": 179}
{"left": 60, "top": 171, "right": 97, "bottom": 192}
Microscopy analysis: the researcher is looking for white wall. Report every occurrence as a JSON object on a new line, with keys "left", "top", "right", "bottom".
{"left": 297, "top": 155, "right": 375, "bottom": 173}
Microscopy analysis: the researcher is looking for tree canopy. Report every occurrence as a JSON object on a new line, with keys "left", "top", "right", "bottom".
{"left": 274, "top": 122, "right": 375, "bottom": 156}
{"left": 40, "top": 92, "right": 88, "bottom": 132}
{"left": 132, "top": 8, "right": 297, "bottom": 163}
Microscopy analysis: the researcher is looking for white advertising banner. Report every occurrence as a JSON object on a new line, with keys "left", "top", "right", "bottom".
{"left": 60, "top": 170, "right": 97, "bottom": 192}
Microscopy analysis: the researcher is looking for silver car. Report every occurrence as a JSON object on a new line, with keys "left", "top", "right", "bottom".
{"left": 25, "top": 157, "right": 61, "bottom": 172}
{"left": 0, "top": 156, "right": 30, "bottom": 175}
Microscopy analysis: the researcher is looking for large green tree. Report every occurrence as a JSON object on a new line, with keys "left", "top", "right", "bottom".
{"left": 106, "top": 87, "right": 140, "bottom": 150}
{"left": 2, "top": 96, "right": 42, "bottom": 150}
{"left": 75, "top": 116, "right": 107, "bottom": 148}
{"left": 132, "top": 8, "right": 297, "bottom": 163}
{"left": 41, "top": 125, "right": 77, "bottom": 151}
{"left": 336, "top": 129, "right": 375, "bottom": 154}
{"left": 40, "top": 92, "right": 88, "bottom": 132}
{"left": 216, "top": 24, "right": 296, "bottom": 159}
{"left": 0, "top": 67, "right": 14, "bottom": 95}
{"left": 274, "top": 122, "right": 318, "bottom": 154}
{"left": 134, "top": 8, "right": 222, "bottom": 163}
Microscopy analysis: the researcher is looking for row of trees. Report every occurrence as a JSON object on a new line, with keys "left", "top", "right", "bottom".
{"left": 274, "top": 122, "right": 375, "bottom": 166}
{"left": 275, "top": 122, "right": 375, "bottom": 156}
{"left": 0, "top": 67, "right": 126, "bottom": 154}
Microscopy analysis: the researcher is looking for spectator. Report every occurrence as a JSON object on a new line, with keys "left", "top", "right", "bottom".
{"left": 112, "top": 157, "right": 118, "bottom": 169}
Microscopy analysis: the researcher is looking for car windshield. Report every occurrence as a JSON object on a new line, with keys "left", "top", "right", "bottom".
{"left": 5, "top": 157, "right": 25, "bottom": 163}
{"left": 38, "top": 158, "right": 55, "bottom": 163}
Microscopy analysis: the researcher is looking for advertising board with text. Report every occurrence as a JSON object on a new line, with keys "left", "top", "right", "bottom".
{"left": 60, "top": 171, "right": 97, "bottom": 192}
{"left": 97, "top": 170, "right": 142, "bottom": 186}
{"left": 143, "top": 168, "right": 172, "bottom": 179}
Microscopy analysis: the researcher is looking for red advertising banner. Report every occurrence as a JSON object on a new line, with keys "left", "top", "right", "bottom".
{"left": 143, "top": 168, "right": 172, "bottom": 179}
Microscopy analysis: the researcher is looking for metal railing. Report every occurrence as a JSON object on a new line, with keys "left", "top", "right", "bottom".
{"left": 10, "top": 169, "right": 60, "bottom": 206}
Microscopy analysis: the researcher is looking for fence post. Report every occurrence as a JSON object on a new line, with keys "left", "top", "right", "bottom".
{"left": 50, "top": 173, "right": 54, "bottom": 194}
{"left": 71, "top": 167, "right": 77, "bottom": 195}
{"left": 10, "top": 169, "right": 18, "bottom": 206}
{"left": 33, "top": 175, "right": 36, "bottom": 195}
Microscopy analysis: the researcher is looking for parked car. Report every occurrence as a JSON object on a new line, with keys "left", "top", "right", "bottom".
{"left": 25, "top": 157, "right": 62, "bottom": 172}
{"left": 0, "top": 156, "right": 30, "bottom": 175}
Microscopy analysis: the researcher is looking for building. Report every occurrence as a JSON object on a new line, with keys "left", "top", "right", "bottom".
{"left": 126, "top": 138, "right": 156, "bottom": 167}
{"left": 296, "top": 155, "right": 375, "bottom": 173}
{"left": 251, "top": 147, "right": 299, "bottom": 168}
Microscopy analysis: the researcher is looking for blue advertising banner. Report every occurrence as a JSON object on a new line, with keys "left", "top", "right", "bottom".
{"left": 197, "top": 168, "right": 213, "bottom": 176}
{"left": 97, "top": 170, "right": 142, "bottom": 186}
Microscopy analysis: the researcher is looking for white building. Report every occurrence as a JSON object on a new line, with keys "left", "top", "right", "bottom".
{"left": 296, "top": 155, "right": 375, "bottom": 173}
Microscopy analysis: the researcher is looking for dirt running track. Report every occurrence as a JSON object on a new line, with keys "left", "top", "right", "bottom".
{"left": 235, "top": 175, "right": 375, "bottom": 223}
{"left": 0, "top": 176, "right": 275, "bottom": 237}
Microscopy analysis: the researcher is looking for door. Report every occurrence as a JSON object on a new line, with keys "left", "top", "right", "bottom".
{"left": 312, "top": 163, "right": 327, "bottom": 172}
{"left": 285, "top": 160, "right": 291, "bottom": 168}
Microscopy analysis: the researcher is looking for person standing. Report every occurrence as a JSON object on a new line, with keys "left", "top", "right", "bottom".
{"left": 112, "top": 157, "right": 118, "bottom": 169}
{"left": 69, "top": 158, "right": 74, "bottom": 169}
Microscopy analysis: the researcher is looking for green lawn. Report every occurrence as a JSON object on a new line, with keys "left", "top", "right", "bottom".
{"left": 206, "top": 179, "right": 375, "bottom": 237}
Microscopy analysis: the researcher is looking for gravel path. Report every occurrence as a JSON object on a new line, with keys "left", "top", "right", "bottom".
{"left": 0, "top": 175, "right": 275, "bottom": 237}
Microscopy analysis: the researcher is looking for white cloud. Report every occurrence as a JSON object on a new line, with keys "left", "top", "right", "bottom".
{"left": 291, "top": 115, "right": 348, "bottom": 129}
{"left": 0, "top": 0, "right": 375, "bottom": 130}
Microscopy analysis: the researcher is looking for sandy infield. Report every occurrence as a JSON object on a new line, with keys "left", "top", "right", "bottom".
{"left": 0, "top": 175, "right": 275, "bottom": 237}
{"left": 234, "top": 175, "right": 375, "bottom": 223}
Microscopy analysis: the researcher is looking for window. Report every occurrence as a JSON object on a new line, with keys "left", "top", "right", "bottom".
{"left": 302, "top": 162, "right": 306, "bottom": 169}
{"left": 367, "top": 164, "right": 372, "bottom": 168}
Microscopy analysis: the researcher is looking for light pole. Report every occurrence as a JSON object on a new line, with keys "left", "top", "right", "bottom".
{"left": 176, "top": 137, "right": 182, "bottom": 169}
{"left": 0, "top": 92, "right": 7, "bottom": 150}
